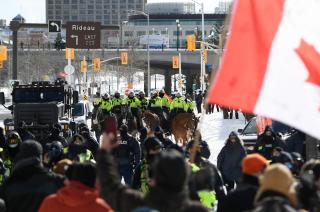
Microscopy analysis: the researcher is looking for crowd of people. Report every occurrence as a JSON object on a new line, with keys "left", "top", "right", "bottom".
{"left": 0, "top": 90, "right": 318, "bottom": 212}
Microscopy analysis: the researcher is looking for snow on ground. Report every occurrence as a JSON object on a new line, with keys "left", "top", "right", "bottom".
{"left": 200, "top": 111, "right": 247, "bottom": 164}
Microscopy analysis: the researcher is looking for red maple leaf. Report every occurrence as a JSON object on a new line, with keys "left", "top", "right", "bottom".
{"left": 295, "top": 39, "right": 320, "bottom": 86}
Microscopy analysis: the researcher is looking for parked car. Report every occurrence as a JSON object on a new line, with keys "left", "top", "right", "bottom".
{"left": 238, "top": 116, "right": 292, "bottom": 152}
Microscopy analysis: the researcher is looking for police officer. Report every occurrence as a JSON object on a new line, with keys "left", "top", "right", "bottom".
{"left": 0, "top": 159, "right": 6, "bottom": 186}
{"left": 125, "top": 91, "right": 142, "bottom": 129}
{"left": 169, "top": 92, "right": 186, "bottom": 120}
{"left": 187, "top": 140, "right": 227, "bottom": 210}
{"left": 159, "top": 89, "right": 170, "bottom": 114}
{"left": 112, "top": 91, "right": 125, "bottom": 127}
{"left": 112, "top": 124, "right": 141, "bottom": 185}
{"left": 1, "top": 131, "right": 22, "bottom": 177}
{"left": 63, "top": 134, "right": 94, "bottom": 162}
{"left": 184, "top": 94, "right": 195, "bottom": 113}
{"left": 148, "top": 90, "right": 163, "bottom": 119}
{"left": 138, "top": 91, "right": 149, "bottom": 112}
{"left": 99, "top": 93, "right": 113, "bottom": 116}
{"left": 132, "top": 137, "right": 162, "bottom": 193}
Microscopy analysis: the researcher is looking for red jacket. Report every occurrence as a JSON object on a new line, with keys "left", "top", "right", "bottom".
{"left": 39, "top": 181, "right": 113, "bottom": 212}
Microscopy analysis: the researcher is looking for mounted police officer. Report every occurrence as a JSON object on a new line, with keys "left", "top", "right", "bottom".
{"left": 112, "top": 124, "right": 141, "bottom": 185}
{"left": 159, "top": 89, "right": 170, "bottom": 114}
{"left": 148, "top": 90, "right": 163, "bottom": 120}
{"left": 169, "top": 92, "right": 186, "bottom": 120}
{"left": 125, "top": 91, "right": 142, "bottom": 129}
{"left": 138, "top": 91, "right": 149, "bottom": 112}
{"left": 100, "top": 93, "right": 113, "bottom": 116}
{"left": 112, "top": 91, "right": 125, "bottom": 127}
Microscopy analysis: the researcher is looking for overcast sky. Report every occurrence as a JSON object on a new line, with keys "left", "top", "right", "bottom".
{"left": 0, "top": 0, "right": 220, "bottom": 24}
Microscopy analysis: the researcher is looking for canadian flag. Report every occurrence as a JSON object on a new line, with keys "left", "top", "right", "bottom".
{"left": 208, "top": 0, "right": 320, "bottom": 139}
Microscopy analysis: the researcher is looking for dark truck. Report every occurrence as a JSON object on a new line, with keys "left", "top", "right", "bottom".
{"left": 0, "top": 80, "right": 79, "bottom": 140}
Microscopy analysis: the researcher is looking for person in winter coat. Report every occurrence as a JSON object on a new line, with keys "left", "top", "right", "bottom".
{"left": 253, "top": 164, "right": 298, "bottom": 212}
{"left": 187, "top": 140, "right": 226, "bottom": 209}
{"left": 45, "top": 127, "right": 68, "bottom": 147}
{"left": 112, "top": 124, "right": 141, "bottom": 185}
{"left": 218, "top": 154, "right": 268, "bottom": 212}
{"left": 186, "top": 134, "right": 211, "bottom": 160}
{"left": 297, "top": 159, "right": 320, "bottom": 212}
{"left": 154, "top": 126, "right": 173, "bottom": 149}
{"left": 0, "top": 140, "right": 64, "bottom": 212}
{"left": 80, "top": 126, "right": 99, "bottom": 157}
{"left": 254, "top": 125, "right": 287, "bottom": 160}
{"left": 63, "top": 134, "right": 94, "bottom": 163}
{"left": 195, "top": 90, "right": 203, "bottom": 114}
{"left": 132, "top": 137, "right": 162, "bottom": 193}
{"left": 0, "top": 127, "right": 6, "bottom": 149}
{"left": 217, "top": 131, "right": 246, "bottom": 190}
{"left": 39, "top": 162, "right": 113, "bottom": 212}
{"left": 96, "top": 133, "right": 208, "bottom": 212}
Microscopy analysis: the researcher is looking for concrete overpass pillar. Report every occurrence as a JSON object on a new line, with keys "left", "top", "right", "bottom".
{"left": 164, "top": 71, "right": 172, "bottom": 94}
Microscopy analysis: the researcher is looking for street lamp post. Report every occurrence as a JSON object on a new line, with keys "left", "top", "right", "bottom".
{"left": 176, "top": 19, "right": 180, "bottom": 51}
{"left": 191, "top": 0, "right": 205, "bottom": 91}
{"left": 129, "top": 10, "right": 150, "bottom": 97}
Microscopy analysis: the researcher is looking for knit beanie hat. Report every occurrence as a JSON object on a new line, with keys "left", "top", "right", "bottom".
{"left": 255, "top": 164, "right": 298, "bottom": 207}
{"left": 15, "top": 140, "right": 43, "bottom": 162}
{"left": 153, "top": 149, "right": 188, "bottom": 192}
{"left": 66, "top": 162, "right": 96, "bottom": 188}
{"left": 242, "top": 154, "right": 268, "bottom": 175}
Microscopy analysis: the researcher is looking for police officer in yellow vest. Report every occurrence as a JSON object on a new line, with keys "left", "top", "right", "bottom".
{"left": 132, "top": 137, "right": 162, "bottom": 194}
{"left": 184, "top": 94, "right": 195, "bottom": 113}
{"left": 148, "top": 90, "right": 163, "bottom": 120}
{"left": 159, "top": 89, "right": 170, "bottom": 113}
{"left": 63, "top": 134, "right": 94, "bottom": 162}
{"left": 169, "top": 92, "right": 186, "bottom": 120}
{"left": 100, "top": 93, "right": 113, "bottom": 116}
{"left": 125, "top": 91, "right": 142, "bottom": 129}
{"left": 1, "top": 131, "right": 22, "bottom": 178}
{"left": 112, "top": 91, "right": 125, "bottom": 127}
{"left": 0, "top": 158, "right": 6, "bottom": 186}
{"left": 187, "top": 140, "right": 227, "bottom": 210}
{"left": 138, "top": 91, "right": 149, "bottom": 112}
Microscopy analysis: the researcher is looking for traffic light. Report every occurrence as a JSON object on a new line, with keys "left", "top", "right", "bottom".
{"left": 80, "top": 60, "right": 87, "bottom": 73}
{"left": 93, "top": 58, "right": 101, "bottom": 72}
{"left": 172, "top": 56, "right": 179, "bottom": 69}
{"left": 121, "top": 52, "right": 128, "bottom": 65}
{"left": 187, "top": 35, "right": 196, "bottom": 51}
{"left": 66, "top": 48, "right": 75, "bottom": 60}
{"left": 0, "top": 46, "right": 7, "bottom": 61}
{"left": 203, "top": 50, "right": 208, "bottom": 64}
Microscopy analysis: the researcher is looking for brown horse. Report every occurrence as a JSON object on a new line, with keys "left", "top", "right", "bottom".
{"left": 171, "top": 113, "right": 199, "bottom": 146}
{"left": 142, "top": 110, "right": 160, "bottom": 132}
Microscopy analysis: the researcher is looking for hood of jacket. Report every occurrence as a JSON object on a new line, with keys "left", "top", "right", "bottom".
{"left": 57, "top": 181, "right": 100, "bottom": 207}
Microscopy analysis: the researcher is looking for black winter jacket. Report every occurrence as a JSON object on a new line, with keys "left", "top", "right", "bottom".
{"left": 0, "top": 157, "right": 64, "bottom": 212}
{"left": 218, "top": 174, "right": 259, "bottom": 212}
{"left": 96, "top": 150, "right": 208, "bottom": 212}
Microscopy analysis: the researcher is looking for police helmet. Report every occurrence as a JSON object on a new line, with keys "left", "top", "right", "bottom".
{"left": 176, "top": 92, "right": 182, "bottom": 98}
{"left": 114, "top": 91, "right": 120, "bottom": 98}
{"left": 7, "top": 131, "right": 22, "bottom": 148}
{"left": 139, "top": 91, "right": 145, "bottom": 97}
{"left": 103, "top": 93, "right": 110, "bottom": 99}
{"left": 128, "top": 91, "right": 134, "bottom": 98}
{"left": 151, "top": 90, "right": 158, "bottom": 97}
{"left": 159, "top": 89, "right": 165, "bottom": 97}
